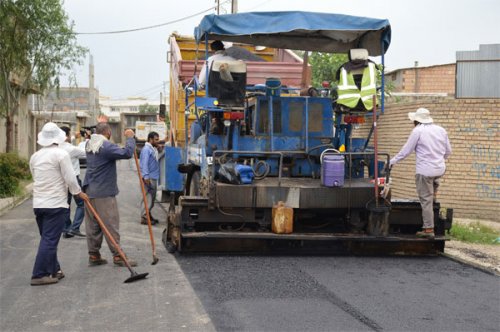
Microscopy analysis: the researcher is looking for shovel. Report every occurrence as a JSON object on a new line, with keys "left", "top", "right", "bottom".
{"left": 133, "top": 150, "right": 159, "bottom": 265}
{"left": 83, "top": 196, "right": 149, "bottom": 283}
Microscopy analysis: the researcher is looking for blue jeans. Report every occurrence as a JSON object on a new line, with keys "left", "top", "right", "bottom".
{"left": 65, "top": 176, "right": 84, "bottom": 233}
{"left": 32, "top": 208, "right": 68, "bottom": 278}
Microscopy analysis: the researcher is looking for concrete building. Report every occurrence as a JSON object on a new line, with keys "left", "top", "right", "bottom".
{"left": 99, "top": 97, "right": 163, "bottom": 143}
{"left": 30, "top": 55, "right": 100, "bottom": 142}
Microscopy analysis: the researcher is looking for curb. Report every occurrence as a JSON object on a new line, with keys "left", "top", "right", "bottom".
{"left": 0, "top": 183, "right": 32, "bottom": 217}
{"left": 440, "top": 252, "right": 500, "bottom": 277}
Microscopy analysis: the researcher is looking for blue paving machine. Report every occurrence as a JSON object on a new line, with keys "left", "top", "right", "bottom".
{"left": 162, "top": 11, "right": 452, "bottom": 254}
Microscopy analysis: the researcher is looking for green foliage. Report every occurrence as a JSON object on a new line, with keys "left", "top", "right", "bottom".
{"left": 0, "top": 0, "right": 87, "bottom": 118}
{"left": 0, "top": 153, "right": 31, "bottom": 198}
{"left": 308, "top": 52, "right": 394, "bottom": 97}
{"left": 308, "top": 52, "right": 348, "bottom": 87}
{"left": 450, "top": 222, "right": 500, "bottom": 245}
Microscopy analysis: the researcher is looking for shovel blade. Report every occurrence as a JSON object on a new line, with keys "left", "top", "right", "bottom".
{"left": 151, "top": 256, "right": 159, "bottom": 265}
{"left": 124, "top": 272, "right": 149, "bottom": 283}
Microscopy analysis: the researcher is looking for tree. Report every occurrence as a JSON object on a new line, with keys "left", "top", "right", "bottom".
{"left": 308, "top": 52, "right": 348, "bottom": 87}
{"left": 308, "top": 52, "right": 394, "bottom": 97}
{"left": 0, "top": 0, "right": 86, "bottom": 152}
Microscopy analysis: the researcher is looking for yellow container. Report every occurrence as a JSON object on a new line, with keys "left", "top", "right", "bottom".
{"left": 272, "top": 201, "right": 293, "bottom": 234}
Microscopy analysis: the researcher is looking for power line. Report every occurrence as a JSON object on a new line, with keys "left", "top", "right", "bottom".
{"left": 112, "top": 82, "right": 166, "bottom": 99}
{"left": 75, "top": 1, "right": 230, "bottom": 35}
{"left": 244, "top": 0, "right": 270, "bottom": 12}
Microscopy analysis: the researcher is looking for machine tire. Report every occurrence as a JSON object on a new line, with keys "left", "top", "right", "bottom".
{"left": 189, "top": 171, "right": 201, "bottom": 196}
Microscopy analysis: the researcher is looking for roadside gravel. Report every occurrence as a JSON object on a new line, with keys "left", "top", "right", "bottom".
{"left": 444, "top": 218, "right": 500, "bottom": 275}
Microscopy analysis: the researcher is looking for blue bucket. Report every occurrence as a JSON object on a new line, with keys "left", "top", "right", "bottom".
{"left": 265, "top": 77, "right": 281, "bottom": 97}
{"left": 322, "top": 154, "right": 345, "bottom": 187}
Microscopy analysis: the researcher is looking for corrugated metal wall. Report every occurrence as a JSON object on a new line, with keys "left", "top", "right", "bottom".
{"left": 456, "top": 44, "right": 500, "bottom": 98}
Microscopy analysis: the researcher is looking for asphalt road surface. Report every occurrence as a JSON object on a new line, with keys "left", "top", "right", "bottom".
{"left": 177, "top": 255, "right": 499, "bottom": 331}
{"left": 1, "top": 160, "right": 499, "bottom": 331}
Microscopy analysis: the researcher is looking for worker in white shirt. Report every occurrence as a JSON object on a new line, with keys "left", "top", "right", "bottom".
{"left": 60, "top": 126, "right": 87, "bottom": 238}
{"left": 29, "top": 122, "right": 87, "bottom": 286}
{"left": 198, "top": 40, "right": 236, "bottom": 87}
{"left": 78, "top": 129, "right": 91, "bottom": 150}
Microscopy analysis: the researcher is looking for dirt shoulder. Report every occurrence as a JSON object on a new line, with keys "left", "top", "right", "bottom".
{"left": 444, "top": 218, "right": 500, "bottom": 275}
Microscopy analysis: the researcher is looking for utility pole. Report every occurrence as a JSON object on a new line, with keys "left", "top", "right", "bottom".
{"left": 231, "top": 0, "right": 238, "bottom": 14}
{"left": 216, "top": 0, "right": 220, "bottom": 15}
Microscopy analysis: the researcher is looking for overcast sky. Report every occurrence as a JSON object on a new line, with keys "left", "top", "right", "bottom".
{"left": 63, "top": 0, "right": 500, "bottom": 100}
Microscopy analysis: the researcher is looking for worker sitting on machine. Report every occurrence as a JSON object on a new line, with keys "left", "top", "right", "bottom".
{"left": 198, "top": 40, "right": 236, "bottom": 88}
{"left": 335, "top": 48, "right": 379, "bottom": 112}
{"left": 198, "top": 40, "right": 247, "bottom": 135}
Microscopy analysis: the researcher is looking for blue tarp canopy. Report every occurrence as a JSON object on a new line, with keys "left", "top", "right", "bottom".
{"left": 195, "top": 11, "right": 391, "bottom": 56}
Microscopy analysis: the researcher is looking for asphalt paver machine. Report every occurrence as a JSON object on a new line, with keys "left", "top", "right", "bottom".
{"left": 162, "top": 11, "right": 452, "bottom": 254}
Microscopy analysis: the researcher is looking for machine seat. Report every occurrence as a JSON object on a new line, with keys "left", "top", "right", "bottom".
{"left": 208, "top": 60, "right": 247, "bottom": 107}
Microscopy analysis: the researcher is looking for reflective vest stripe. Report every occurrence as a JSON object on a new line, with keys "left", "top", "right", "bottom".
{"left": 360, "top": 63, "right": 377, "bottom": 109}
{"left": 337, "top": 62, "right": 378, "bottom": 110}
{"left": 338, "top": 93, "right": 361, "bottom": 100}
{"left": 338, "top": 68, "right": 359, "bottom": 90}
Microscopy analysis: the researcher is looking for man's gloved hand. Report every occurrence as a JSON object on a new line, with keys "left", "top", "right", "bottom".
{"left": 380, "top": 178, "right": 392, "bottom": 199}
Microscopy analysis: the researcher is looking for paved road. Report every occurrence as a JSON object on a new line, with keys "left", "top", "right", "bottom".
{"left": 0, "top": 160, "right": 214, "bottom": 332}
{"left": 1, "top": 159, "right": 499, "bottom": 331}
{"left": 177, "top": 255, "right": 499, "bottom": 331}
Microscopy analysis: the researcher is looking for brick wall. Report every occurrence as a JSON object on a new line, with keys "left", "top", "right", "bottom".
{"left": 389, "top": 64, "right": 456, "bottom": 95}
{"left": 353, "top": 96, "right": 500, "bottom": 221}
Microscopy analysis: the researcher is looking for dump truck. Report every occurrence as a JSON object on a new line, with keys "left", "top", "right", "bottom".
{"left": 160, "top": 11, "right": 453, "bottom": 254}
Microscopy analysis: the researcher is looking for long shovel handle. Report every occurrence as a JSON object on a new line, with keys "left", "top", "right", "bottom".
{"left": 133, "top": 151, "right": 158, "bottom": 261}
{"left": 83, "top": 197, "right": 135, "bottom": 273}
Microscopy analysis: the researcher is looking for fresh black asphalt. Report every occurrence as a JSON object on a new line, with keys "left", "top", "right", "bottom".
{"left": 177, "top": 255, "right": 499, "bottom": 331}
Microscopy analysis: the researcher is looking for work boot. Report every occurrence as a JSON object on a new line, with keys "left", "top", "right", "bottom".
{"left": 141, "top": 217, "right": 158, "bottom": 225}
{"left": 52, "top": 270, "right": 65, "bottom": 280}
{"left": 113, "top": 255, "right": 137, "bottom": 267}
{"left": 31, "top": 276, "right": 58, "bottom": 286}
{"left": 89, "top": 254, "right": 108, "bottom": 266}
{"left": 416, "top": 228, "right": 435, "bottom": 239}
{"left": 69, "top": 230, "right": 86, "bottom": 237}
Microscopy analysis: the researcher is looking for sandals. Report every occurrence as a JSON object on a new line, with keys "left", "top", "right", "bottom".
{"left": 113, "top": 256, "right": 137, "bottom": 267}
{"left": 89, "top": 254, "right": 108, "bottom": 266}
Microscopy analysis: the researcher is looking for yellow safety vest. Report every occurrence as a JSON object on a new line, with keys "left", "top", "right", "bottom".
{"left": 337, "top": 62, "right": 377, "bottom": 110}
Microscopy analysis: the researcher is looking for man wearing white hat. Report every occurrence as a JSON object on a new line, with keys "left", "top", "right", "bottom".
{"left": 390, "top": 108, "right": 452, "bottom": 238}
{"left": 29, "top": 122, "right": 88, "bottom": 286}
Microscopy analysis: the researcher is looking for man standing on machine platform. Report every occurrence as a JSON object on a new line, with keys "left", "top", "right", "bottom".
{"left": 390, "top": 108, "right": 452, "bottom": 239}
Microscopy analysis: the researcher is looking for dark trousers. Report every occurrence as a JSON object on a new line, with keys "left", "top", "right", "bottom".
{"left": 32, "top": 208, "right": 68, "bottom": 278}
{"left": 140, "top": 179, "right": 157, "bottom": 220}
{"left": 65, "top": 176, "right": 84, "bottom": 233}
